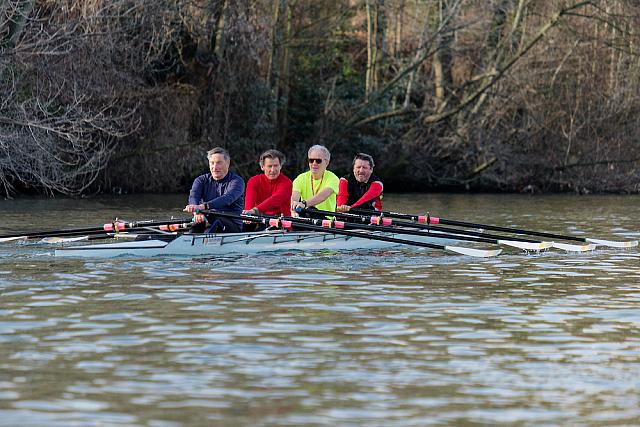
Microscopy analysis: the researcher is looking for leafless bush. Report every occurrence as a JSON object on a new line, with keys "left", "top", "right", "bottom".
{"left": 1, "top": 0, "right": 140, "bottom": 196}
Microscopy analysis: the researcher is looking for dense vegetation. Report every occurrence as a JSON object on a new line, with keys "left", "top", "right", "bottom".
{"left": 1, "top": 0, "right": 639, "bottom": 196}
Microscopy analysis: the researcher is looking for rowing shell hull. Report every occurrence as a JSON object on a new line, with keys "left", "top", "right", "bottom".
{"left": 54, "top": 230, "right": 462, "bottom": 258}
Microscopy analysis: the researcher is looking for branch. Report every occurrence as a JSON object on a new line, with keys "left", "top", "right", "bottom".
{"left": 553, "top": 157, "right": 640, "bottom": 171}
{"left": 350, "top": 1, "right": 596, "bottom": 128}
{"left": 344, "top": 0, "right": 466, "bottom": 128}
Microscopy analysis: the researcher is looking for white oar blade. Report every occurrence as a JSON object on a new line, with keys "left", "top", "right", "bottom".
{"left": 551, "top": 242, "right": 595, "bottom": 252}
{"left": 498, "top": 240, "right": 552, "bottom": 251}
{"left": 586, "top": 238, "right": 639, "bottom": 248}
{"left": 41, "top": 236, "right": 90, "bottom": 244}
{"left": 114, "top": 233, "right": 140, "bottom": 239}
{"left": 0, "top": 236, "right": 28, "bottom": 243}
{"left": 445, "top": 245, "right": 502, "bottom": 257}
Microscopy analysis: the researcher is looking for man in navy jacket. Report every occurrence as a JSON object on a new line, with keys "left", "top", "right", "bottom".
{"left": 184, "top": 147, "right": 245, "bottom": 233}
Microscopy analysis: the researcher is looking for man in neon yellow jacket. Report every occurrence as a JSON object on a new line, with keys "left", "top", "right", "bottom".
{"left": 290, "top": 145, "right": 339, "bottom": 217}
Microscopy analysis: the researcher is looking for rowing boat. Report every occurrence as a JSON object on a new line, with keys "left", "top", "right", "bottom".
{"left": 36, "top": 204, "right": 638, "bottom": 259}
{"left": 54, "top": 229, "right": 473, "bottom": 258}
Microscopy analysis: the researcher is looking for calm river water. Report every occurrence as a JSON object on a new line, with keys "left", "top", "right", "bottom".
{"left": 0, "top": 193, "right": 639, "bottom": 426}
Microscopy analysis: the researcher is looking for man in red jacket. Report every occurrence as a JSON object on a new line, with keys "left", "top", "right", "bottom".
{"left": 244, "top": 150, "right": 292, "bottom": 227}
{"left": 337, "top": 153, "right": 383, "bottom": 212}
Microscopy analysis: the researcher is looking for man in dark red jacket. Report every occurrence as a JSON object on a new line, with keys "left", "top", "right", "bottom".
{"left": 337, "top": 153, "right": 383, "bottom": 212}
{"left": 243, "top": 150, "right": 292, "bottom": 224}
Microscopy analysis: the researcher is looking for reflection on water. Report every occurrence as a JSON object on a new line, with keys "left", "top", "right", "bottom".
{"left": 0, "top": 193, "right": 639, "bottom": 426}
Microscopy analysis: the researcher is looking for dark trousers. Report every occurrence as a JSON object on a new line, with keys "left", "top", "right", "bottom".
{"left": 243, "top": 223, "right": 267, "bottom": 232}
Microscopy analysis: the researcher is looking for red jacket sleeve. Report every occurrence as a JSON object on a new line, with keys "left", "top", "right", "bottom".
{"left": 255, "top": 175, "right": 293, "bottom": 213}
{"left": 336, "top": 177, "right": 349, "bottom": 206}
{"left": 244, "top": 176, "right": 259, "bottom": 210}
{"left": 351, "top": 181, "right": 383, "bottom": 208}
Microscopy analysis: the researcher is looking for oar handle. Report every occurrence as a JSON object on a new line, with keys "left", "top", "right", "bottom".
{"left": 299, "top": 207, "right": 384, "bottom": 223}
{"left": 351, "top": 208, "right": 428, "bottom": 223}
{"left": 104, "top": 218, "right": 193, "bottom": 231}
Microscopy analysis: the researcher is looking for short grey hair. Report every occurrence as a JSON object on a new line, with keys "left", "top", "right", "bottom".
{"left": 207, "top": 147, "right": 230, "bottom": 161}
{"left": 308, "top": 144, "right": 330, "bottom": 162}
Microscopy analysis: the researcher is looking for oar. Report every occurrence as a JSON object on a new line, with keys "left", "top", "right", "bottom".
{"left": 37, "top": 222, "right": 193, "bottom": 244}
{"left": 202, "top": 209, "right": 502, "bottom": 257}
{"left": 350, "top": 208, "right": 637, "bottom": 249}
{"left": 0, "top": 225, "right": 109, "bottom": 242}
{"left": 299, "top": 208, "right": 555, "bottom": 252}
{"left": 329, "top": 208, "right": 593, "bottom": 252}
{"left": 0, "top": 218, "right": 192, "bottom": 243}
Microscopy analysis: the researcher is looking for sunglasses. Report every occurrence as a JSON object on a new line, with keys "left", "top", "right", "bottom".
{"left": 308, "top": 158, "right": 324, "bottom": 164}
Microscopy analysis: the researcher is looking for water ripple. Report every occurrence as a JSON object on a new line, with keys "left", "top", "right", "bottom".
{"left": 0, "top": 195, "right": 639, "bottom": 426}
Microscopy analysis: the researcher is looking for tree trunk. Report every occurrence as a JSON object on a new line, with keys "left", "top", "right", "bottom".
{"left": 393, "top": 0, "right": 405, "bottom": 58}
{"left": 471, "top": 0, "right": 525, "bottom": 115}
{"left": 365, "top": 0, "right": 376, "bottom": 98}
{"left": 209, "top": 0, "right": 227, "bottom": 55}
{"left": 267, "top": 0, "right": 288, "bottom": 141}
{"left": 432, "top": 0, "right": 453, "bottom": 109}
{"left": 366, "top": 0, "right": 386, "bottom": 99}
{"left": 404, "top": 18, "right": 428, "bottom": 109}
{"left": 278, "top": 3, "right": 293, "bottom": 145}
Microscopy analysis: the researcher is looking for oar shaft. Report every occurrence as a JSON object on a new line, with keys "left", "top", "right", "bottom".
{"left": 432, "top": 218, "right": 585, "bottom": 242}
{"left": 351, "top": 208, "right": 587, "bottom": 243}
{"left": 0, "top": 218, "right": 192, "bottom": 240}
{"left": 0, "top": 225, "right": 105, "bottom": 239}
{"left": 351, "top": 208, "right": 418, "bottom": 221}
